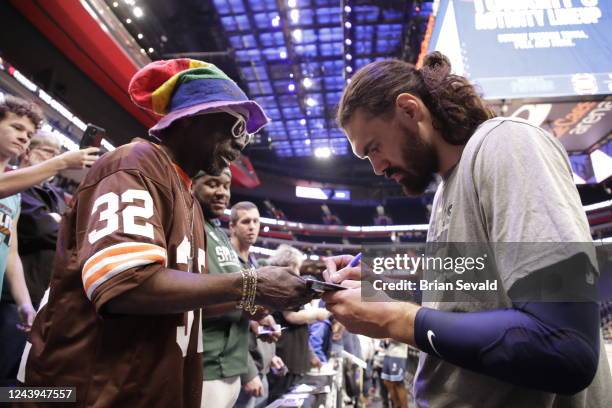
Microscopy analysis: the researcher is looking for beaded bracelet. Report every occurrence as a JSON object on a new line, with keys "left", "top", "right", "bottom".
{"left": 237, "top": 267, "right": 259, "bottom": 315}
{"left": 237, "top": 269, "right": 249, "bottom": 311}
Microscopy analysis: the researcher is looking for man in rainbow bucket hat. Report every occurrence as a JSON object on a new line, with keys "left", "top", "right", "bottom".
{"left": 19, "top": 59, "right": 313, "bottom": 407}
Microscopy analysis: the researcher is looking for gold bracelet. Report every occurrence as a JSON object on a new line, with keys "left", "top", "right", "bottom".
{"left": 246, "top": 268, "right": 255, "bottom": 314}
{"left": 245, "top": 267, "right": 258, "bottom": 315}
{"left": 251, "top": 268, "right": 258, "bottom": 313}
{"left": 237, "top": 269, "right": 249, "bottom": 310}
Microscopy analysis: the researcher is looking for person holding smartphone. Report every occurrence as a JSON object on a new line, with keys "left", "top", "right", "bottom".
{"left": 322, "top": 52, "right": 611, "bottom": 407}
{"left": 0, "top": 127, "right": 99, "bottom": 199}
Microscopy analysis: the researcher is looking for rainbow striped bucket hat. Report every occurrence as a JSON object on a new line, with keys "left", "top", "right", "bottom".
{"left": 128, "top": 59, "right": 269, "bottom": 136}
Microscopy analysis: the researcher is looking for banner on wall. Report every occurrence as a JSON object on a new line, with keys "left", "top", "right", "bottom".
{"left": 428, "top": 0, "right": 612, "bottom": 100}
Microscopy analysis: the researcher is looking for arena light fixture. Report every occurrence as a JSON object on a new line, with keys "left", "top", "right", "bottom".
{"left": 292, "top": 29, "right": 302, "bottom": 42}
{"left": 583, "top": 200, "right": 612, "bottom": 212}
{"left": 305, "top": 97, "right": 317, "bottom": 107}
{"left": 314, "top": 147, "right": 331, "bottom": 158}
{"left": 290, "top": 9, "right": 300, "bottom": 24}
{"left": 296, "top": 186, "right": 329, "bottom": 200}
{"left": 11, "top": 69, "right": 37, "bottom": 92}
{"left": 101, "top": 139, "right": 116, "bottom": 152}
{"left": 332, "top": 190, "right": 350, "bottom": 200}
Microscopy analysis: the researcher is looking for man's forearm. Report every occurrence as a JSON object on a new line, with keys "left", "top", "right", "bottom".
{"left": 104, "top": 268, "right": 243, "bottom": 314}
{"left": 5, "top": 255, "right": 32, "bottom": 307}
{"left": 386, "top": 303, "right": 419, "bottom": 346}
{"left": 283, "top": 309, "right": 319, "bottom": 325}
{"left": 0, "top": 158, "right": 64, "bottom": 198}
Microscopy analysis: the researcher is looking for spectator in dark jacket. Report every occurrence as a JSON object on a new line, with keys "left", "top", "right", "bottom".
{"left": 17, "top": 132, "right": 67, "bottom": 307}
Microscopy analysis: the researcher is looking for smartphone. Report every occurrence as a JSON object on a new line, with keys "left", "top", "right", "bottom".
{"left": 61, "top": 124, "right": 106, "bottom": 183}
{"left": 257, "top": 325, "right": 285, "bottom": 336}
{"left": 305, "top": 278, "right": 347, "bottom": 293}
{"left": 80, "top": 123, "right": 106, "bottom": 150}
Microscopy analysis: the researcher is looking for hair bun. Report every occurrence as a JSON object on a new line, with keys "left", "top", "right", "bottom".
{"left": 422, "top": 51, "right": 451, "bottom": 76}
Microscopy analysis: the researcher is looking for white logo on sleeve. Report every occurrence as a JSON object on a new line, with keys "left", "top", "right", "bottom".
{"left": 427, "top": 330, "right": 442, "bottom": 357}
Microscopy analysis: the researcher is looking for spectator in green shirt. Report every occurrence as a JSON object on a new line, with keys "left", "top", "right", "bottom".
{"left": 193, "top": 169, "right": 280, "bottom": 408}
{"left": 194, "top": 169, "right": 254, "bottom": 408}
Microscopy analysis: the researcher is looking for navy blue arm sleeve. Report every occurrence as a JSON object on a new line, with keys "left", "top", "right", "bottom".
{"left": 414, "top": 255, "right": 600, "bottom": 395}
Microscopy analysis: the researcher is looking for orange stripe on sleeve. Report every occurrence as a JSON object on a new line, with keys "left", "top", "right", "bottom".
{"left": 83, "top": 253, "right": 166, "bottom": 294}
{"left": 83, "top": 243, "right": 163, "bottom": 277}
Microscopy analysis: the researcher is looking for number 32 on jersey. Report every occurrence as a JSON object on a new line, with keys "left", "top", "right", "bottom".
{"left": 88, "top": 189, "right": 154, "bottom": 244}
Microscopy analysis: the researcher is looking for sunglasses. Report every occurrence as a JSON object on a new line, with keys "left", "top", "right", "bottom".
{"left": 230, "top": 114, "right": 252, "bottom": 146}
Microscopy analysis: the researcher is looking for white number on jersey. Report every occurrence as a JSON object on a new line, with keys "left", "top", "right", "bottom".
{"left": 198, "top": 248, "right": 206, "bottom": 273}
{"left": 121, "top": 190, "right": 154, "bottom": 239}
{"left": 175, "top": 238, "right": 204, "bottom": 356}
{"left": 88, "top": 189, "right": 155, "bottom": 244}
{"left": 176, "top": 236, "right": 191, "bottom": 265}
{"left": 176, "top": 310, "right": 203, "bottom": 357}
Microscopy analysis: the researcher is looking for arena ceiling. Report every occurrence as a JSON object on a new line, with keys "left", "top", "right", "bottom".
{"left": 102, "top": 0, "right": 433, "bottom": 188}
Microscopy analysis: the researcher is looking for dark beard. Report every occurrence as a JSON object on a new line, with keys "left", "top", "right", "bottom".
{"left": 199, "top": 200, "right": 217, "bottom": 221}
{"left": 387, "top": 126, "right": 439, "bottom": 196}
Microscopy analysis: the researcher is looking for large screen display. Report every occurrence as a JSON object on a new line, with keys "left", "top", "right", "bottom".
{"left": 427, "top": 0, "right": 612, "bottom": 100}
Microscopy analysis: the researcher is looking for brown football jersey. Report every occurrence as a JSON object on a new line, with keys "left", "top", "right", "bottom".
{"left": 18, "top": 142, "right": 207, "bottom": 407}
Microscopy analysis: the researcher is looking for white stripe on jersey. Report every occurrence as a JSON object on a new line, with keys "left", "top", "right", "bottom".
{"left": 85, "top": 257, "right": 164, "bottom": 300}
{"left": 83, "top": 246, "right": 167, "bottom": 283}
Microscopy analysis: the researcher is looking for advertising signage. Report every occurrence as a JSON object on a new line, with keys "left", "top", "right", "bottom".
{"left": 428, "top": 0, "right": 612, "bottom": 100}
